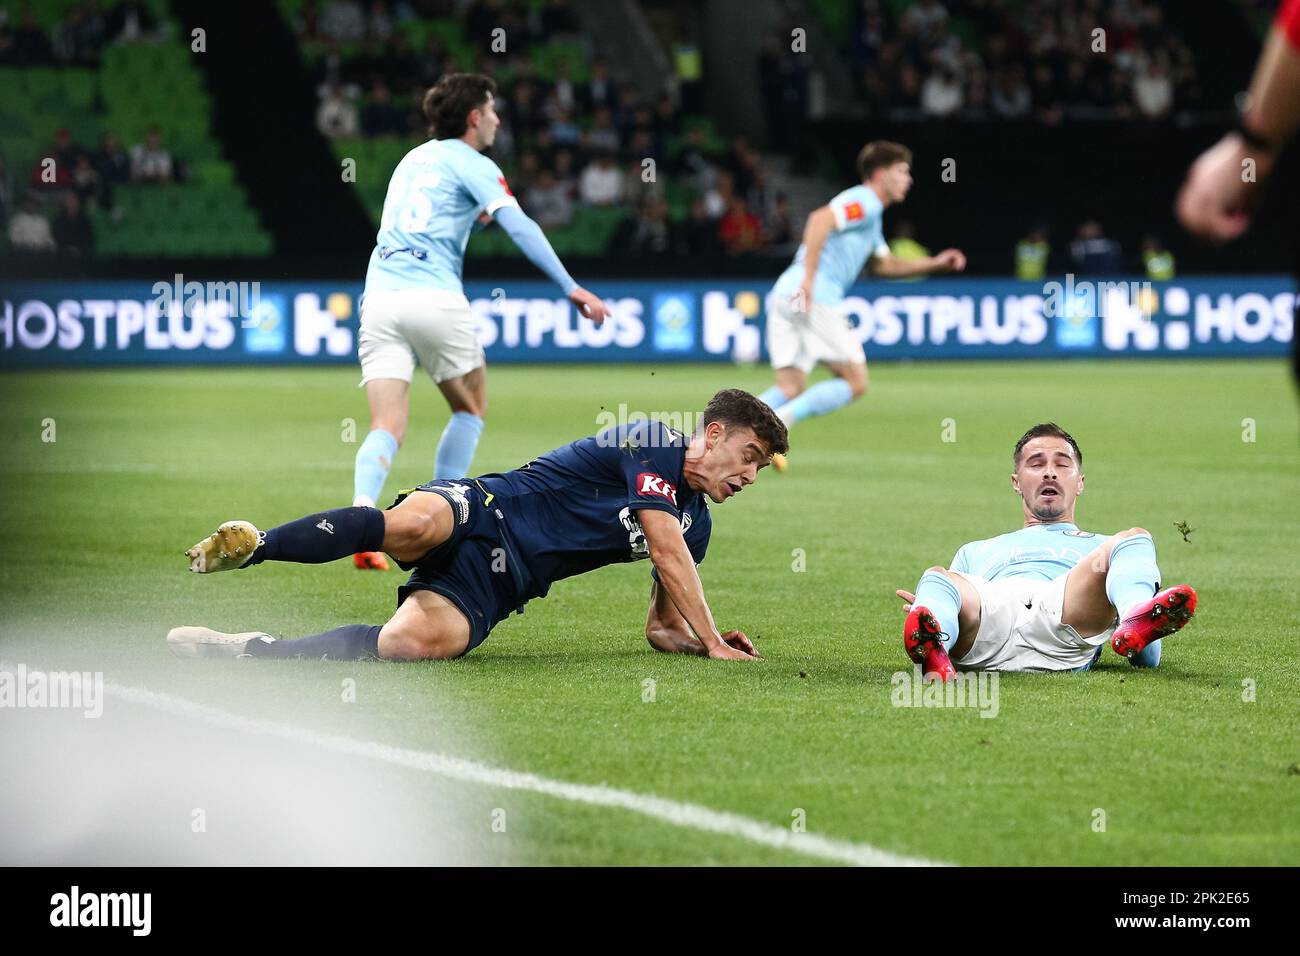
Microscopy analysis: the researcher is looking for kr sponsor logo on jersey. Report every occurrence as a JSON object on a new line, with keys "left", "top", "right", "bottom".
{"left": 636, "top": 473, "right": 677, "bottom": 506}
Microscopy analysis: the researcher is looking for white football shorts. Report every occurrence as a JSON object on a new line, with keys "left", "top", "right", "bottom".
{"left": 949, "top": 572, "right": 1115, "bottom": 673}
{"left": 765, "top": 296, "right": 866, "bottom": 372}
{"left": 358, "top": 287, "right": 484, "bottom": 386}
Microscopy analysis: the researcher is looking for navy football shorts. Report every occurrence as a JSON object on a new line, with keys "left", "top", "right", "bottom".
{"left": 387, "top": 479, "right": 530, "bottom": 655}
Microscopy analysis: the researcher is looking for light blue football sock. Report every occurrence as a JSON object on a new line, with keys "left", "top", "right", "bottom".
{"left": 913, "top": 569, "right": 962, "bottom": 652}
{"left": 1105, "top": 532, "right": 1162, "bottom": 669}
{"left": 1105, "top": 533, "right": 1160, "bottom": 621}
{"left": 778, "top": 377, "right": 854, "bottom": 425}
{"left": 353, "top": 428, "right": 399, "bottom": 505}
{"left": 756, "top": 385, "right": 791, "bottom": 410}
{"left": 434, "top": 411, "right": 485, "bottom": 479}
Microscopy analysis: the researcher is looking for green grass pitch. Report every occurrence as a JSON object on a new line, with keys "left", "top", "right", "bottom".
{"left": 1, "top": 360, "right": 1297, "bottom": 865}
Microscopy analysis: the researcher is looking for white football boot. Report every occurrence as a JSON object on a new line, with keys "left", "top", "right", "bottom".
{"left": 166, "top": 626, "right": 276, "bottom": 659}
{"left": 185, "top": 520, "right": 262, "bottom": 573}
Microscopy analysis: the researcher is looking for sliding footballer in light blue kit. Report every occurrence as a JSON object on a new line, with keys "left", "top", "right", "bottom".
{"left": 897, "top": 423, "right": 1198, "bottom": 678}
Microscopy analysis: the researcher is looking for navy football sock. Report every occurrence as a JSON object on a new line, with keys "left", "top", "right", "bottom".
{"left": 243, "top": 624, "right": 382, "bottom": 660}
{"left": 246, "top": 507, "right": 385, "bottom": 565}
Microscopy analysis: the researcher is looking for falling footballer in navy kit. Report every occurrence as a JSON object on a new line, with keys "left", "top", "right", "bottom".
{"left": 168, "top": 389, "right": 789, "bottom": 663}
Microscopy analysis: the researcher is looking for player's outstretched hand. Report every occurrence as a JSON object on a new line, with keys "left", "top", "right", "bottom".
{"left": 709, "top": 638, "right": 757, "bottom": 661}
{"left": 1176, "top": 132, "right": 1268, "bottom": 245}
{"left": 933, "top": 249, "right": 967, "bottom": 273}
{"left": 569, "top": 286, "right": 609, "bottom": 326}
{"left": 721, "top": 629, "right": 759, "bottom": 658}
{"left": 894, "top": 588, "right": 916, "bottom": 612}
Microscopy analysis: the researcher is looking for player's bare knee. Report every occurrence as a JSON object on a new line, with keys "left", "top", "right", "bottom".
{"left": 1115, "top": 526, "right": 1150, "bottom": 540}
{"left": 923, "top": 565, "right": 948, "bottom": 577}
{"left": 372, "top": 419, "right": 406, "bottom": 445}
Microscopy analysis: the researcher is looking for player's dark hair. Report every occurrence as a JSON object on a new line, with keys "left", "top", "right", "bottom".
{"left": 1013, "top": 423, "right": 1082, "bottom": 468}
{"left": 857, "top": 140, "right": 912, "bottom": 180}
{"left": 699, "top": 388, "right": 789, "bottom": 456}
{"left": 423, "top": 73, "right": 497, "bottom": 139}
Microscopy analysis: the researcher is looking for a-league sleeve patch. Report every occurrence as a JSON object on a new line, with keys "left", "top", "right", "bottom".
{"left": 635, "top": 472, "right": 677, "bottom": 506}
{"left": 497, "top": 176, "right": 513, "bottom": 196}
{"left": 843, "top": 201, "right": 864, "bottom": 222}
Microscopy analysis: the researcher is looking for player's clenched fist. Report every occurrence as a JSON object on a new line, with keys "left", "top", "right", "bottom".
{"left": 932, "top": 248, "right": 967, "bottom": 273}
{"left": 569, "top": 286, "right": 609, "bottom": 325}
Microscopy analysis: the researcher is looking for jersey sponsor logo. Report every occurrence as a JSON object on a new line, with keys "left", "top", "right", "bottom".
{"left": 636, "top": 472, "right": 677, "bottom": 505}
{"left": 843, "top": 201, "right": 864, "bottom": 222}
{"left": 497, "top": 176, "right": 513, "bottom": 196}
{"left": 618, "top": 507, "right": 649, "bottom": 559}
{"left": 316, "top": 518, "right": 334, "bottom": 534}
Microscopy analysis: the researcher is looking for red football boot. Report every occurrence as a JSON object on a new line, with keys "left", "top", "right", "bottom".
{"left": 904, "top": 605, "right": 957, "bottom": 682}
{"left": 1111, "top": 584, "right": 1198, "bottom": 659}
{"left": 353, "top": 551, "right": 390, "bottom": 571}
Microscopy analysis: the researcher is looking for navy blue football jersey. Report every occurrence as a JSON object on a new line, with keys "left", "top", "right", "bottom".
{"left": 477, "top": 419, "right": 712, "bottom": 598}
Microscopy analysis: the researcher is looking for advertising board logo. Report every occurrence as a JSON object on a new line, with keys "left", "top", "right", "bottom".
{"left": 243, "top": 294, "right": 287, "bottom": 354}
{"left": 652, "top": 292, "right": 695, "bottom": 352}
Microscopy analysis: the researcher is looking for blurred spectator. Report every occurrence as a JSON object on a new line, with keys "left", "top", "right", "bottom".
{"left": 361, "top": 80, "right": 405, "bottom": 137}
{"left": 30, "top": 129, "right": 81, "bottom": 191}
{"left": 1070, "top": 221, "right": 1122, "bottom": 274}
{"left": 130, "top": 128, "right": 174, "bottom": 183}
{"left": 71, "top": 155, "right": 101, "bottom": 207}
{"left": 1142, "top": 236, "right": 1175, "bottom": 280}
{"left": 317, "top": 85, "right": 360, "bottom": 139}
{"left": 4, "top": 9, "right": 55, "bottom": 65}
{"left": 96, "top": 132, "right": 131, "bottom": 188}
{"left": 889, "top": 220, "right": 931, "bottom": 261}
{"left": 587, "top": 106, "right": 620, "bottom": 154}
{"left": 992, "top": 66, "right": 1032, "bottom": 119}
{"left": 320, "top": 0, "right": 365, "bottom": 42}
{"left": 0, "top": 152, "right": 14, "bottom": 223}
{"left": 1133, "top": 53, "right": 1174, "bottom": 119}
{"left": 702, "top": 170, "right": 735, "bottom": 219}
{"left": 674, "top": 126, "right": 719, "bottom": 194}
{"left": 1015, "top": 226, "right": 1051, "bottom": 281}
{"left": 682, "top": 197, "right": 721, "bottom": 257}
{"left": 54, "top": 4, "right": 108, "bottom": 65}
{"left": 524, "top": 169, "right": 573, "bottom": 228}
{"left": 579, "top": 151, "right": 623, "bottom": 206}
{"left": 764, "top": 192, "right": 793, "bottom": 248}
{"left": 615, "top": 198, "right": 674, "bottom": 257}
{"left": 540, "top": 0, "right": 579, "bottom": 38}
{"left": 53, "top": 191, "right": 94, "bottom": 257}
{"left": 9, "top": 195, "right": 56, "bottom": 253}
{"left": 717, "top": 196, "right": 763, "bottom": 256}
{"left": 578, "top": 57, "right": 615, "bottom": 111}
{"left": 367, "top": 0, "right": 394, "bottom": 42}
{"left": 105, "top": 1, "right": 160, "bottom": 42}
{"left": 921, "top": 65, "right": 963, "bottom": 116}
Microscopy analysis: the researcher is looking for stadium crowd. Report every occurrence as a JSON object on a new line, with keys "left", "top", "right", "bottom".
{"left": 298, "top": 0, "right": 797, "bottom": 257}
{"left": 848, "top": 0, "right": 1204, "bottom": 122}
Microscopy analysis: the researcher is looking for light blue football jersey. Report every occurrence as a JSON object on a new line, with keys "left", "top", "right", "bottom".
{"left": 951, "top": 522, "right": 1109, "bottom": 582}
{"left": 770, "top": 184, "right": 888, "bottom": 307}
{"left": 363, "top": 137, "right": 518, "bottom": 295}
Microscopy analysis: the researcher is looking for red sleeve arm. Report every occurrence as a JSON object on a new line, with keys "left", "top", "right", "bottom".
{"left": 1279, "top": 0, "right": 1300, "bottom": 50}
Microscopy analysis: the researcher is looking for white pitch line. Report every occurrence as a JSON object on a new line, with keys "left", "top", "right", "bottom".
{"left": 5, "top": 665, "right": 945, "bottom": 867}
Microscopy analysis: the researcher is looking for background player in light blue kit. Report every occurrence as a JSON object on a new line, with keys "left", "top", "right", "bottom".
{"left": 351, "top": 73, "right": 608, "bottom": 569}
{"left": 757, "top": 141, "right": 966, "bottom": 470}
{"left": 895, "top": 423, "right": 1198, "bottom": 678}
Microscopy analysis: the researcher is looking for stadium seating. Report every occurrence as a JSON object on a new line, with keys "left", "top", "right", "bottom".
{"left": 0, "top": 0, "right": 273, "bottom": 257}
